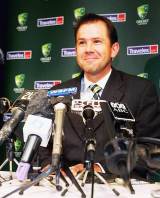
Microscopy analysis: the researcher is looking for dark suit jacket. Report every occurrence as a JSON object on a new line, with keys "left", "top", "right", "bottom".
{"left": 40, "top": 68, "right": 160, "bottom": 168}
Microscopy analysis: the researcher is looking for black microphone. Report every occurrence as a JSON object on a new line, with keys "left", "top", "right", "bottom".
{"left": 82, "top": 105, "right": 96, "bottom": 163}
{"left": 16, "top": 134, "right": 42, "bottom": 181}
{"left": 104, "top": 138, "right": 130, "bottom": 180}
{"left": 16, "top": 114, "right": 52, "bottom": 181}
{"left": 107, "top": 101, "right": 135, "bottom": 137}
{"left": 103, "top": 102, "right": 135, "bottom": 182}
{"left": 0, "top": 90, "right": 36, "bottom": 145}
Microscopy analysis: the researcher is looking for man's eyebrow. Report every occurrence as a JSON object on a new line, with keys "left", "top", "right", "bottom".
{"left": 77, "top": 37, "right": 102, "bottom": 40}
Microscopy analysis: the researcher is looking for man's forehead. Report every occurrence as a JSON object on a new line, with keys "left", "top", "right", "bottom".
{"left": 76, "top": 21, "right": 109, "bottom": 39}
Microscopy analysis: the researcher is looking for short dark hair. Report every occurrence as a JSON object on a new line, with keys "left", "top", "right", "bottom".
{"left": 74, "top": 13, "right": 118, "bottom": 45}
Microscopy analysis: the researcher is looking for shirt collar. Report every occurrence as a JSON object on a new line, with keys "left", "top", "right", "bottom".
{"left": 83, "top": 68, "right": 112, "bottom": 92}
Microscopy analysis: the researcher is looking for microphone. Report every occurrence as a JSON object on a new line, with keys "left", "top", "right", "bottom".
{"left": 16, "top": 134, "right": 42, "bottom": 181}
{"left": 103, "top": 102, "right": 135, "bottom": 183}
{"left": 16, "top": 114, "right": 52, "bottom": 181}
{"left": 0, "top": 97, "right": 11, "bottom": 114}
{"left": 0, "top": 90, "right": 36, "bottom": 145}
{"left": 82, "top": 105, "right": 96, "bottom": 163}
{"left": 52, "top": 101, "right": 67, "bottom": 168}
{"left": 25, "top": 89, "right": 53, "bottom": 119}
{"left": 104, "top": 138, "right": 131, "bottom": 180}
{"left": 25, "top": 87, "right": 78, "bottom": 118}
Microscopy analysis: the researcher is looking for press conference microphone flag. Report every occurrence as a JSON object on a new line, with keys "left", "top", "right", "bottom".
{"left": 0, "top": 90, "right": 35, "bottom": 145}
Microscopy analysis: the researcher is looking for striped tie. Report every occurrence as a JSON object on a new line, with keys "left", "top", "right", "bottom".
{"left": 89, "top": 84, "right": 102, "bottom": 100}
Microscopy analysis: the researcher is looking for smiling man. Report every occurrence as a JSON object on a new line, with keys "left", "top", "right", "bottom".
{"left": 41, "top": 13, "right": 160, "bottom": 176}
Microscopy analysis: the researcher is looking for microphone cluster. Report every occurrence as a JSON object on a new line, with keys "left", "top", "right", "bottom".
{"left": 1, "top": 86, "right": 160, "bottom": 187}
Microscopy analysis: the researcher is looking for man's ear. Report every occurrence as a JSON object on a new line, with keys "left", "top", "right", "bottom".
{"left": 111, "top": 42, "right": 120, "bottom": 58}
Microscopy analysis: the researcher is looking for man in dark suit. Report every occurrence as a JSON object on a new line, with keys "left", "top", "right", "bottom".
{"left": 41, "top": 13, "right": 160, "bottom": 174}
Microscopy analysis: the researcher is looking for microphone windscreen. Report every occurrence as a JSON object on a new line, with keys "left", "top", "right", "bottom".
{"left": 25, "top": 90, "right": 53, "bottom": 119}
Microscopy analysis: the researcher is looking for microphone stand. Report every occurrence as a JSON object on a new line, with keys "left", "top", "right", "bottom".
{"left": 0, "top": 137, "right": 19, "bottom": 181}
{"left": 75, "top": 105, "right": 120, "bottom": 197}
{"left": 1, "top": 165, "right": 55, "bottom": 198}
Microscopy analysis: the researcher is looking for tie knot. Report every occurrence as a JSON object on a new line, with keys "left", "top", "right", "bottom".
{"left": 89, "top": 84, "right": 102, "bottom": 99}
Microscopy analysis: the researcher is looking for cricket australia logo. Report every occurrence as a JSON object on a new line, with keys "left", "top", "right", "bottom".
{"left": 16, "top": 12, "right": 28, "bottom": 31}
{"left": 136, "top": 4, "right": 149, "bottom": 25}
{"left": 40, "top": 43, "right": 52, "bottom": 63}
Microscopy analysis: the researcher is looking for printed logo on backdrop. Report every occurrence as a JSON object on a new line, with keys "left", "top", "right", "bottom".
{"left": 73, "top": 7, "right": 86, "bottom": 25}
{"left": 14, "top": 138, "right": 23, "bottom": 158}
{"left": 13, "top": 74, "right": 25, "bottom": 93}
{"left": 136, "top": 4, "right": 149, "bottom": 25}
{"left": 72, "top": 73, "right": 81, "bottom": 79}
{"left": 6, "top": 50, "right": 32, "bottom": 60}
{"left": 37, "top": 16, "right": 64, "bottom": 27}
{"left": 127, "top": 44, "right": 158, "bottom": 55}
{"left": 16, "top": 12, "right": 28, "bottom": 31}
{"left": 40, "top": 43, "right": 52, "bottom": 63}
{"left": 61, "top": 48, "right": 76, "bottom": 57}
{"left": 137, "top": 73, "right": 148, "bottom": 79}
{"left": 34, "top": 80, "right": 61, "bottom": 89}
{"left": 99, "top": 13, "right": 126, "bottom": 22}
{"left": 74, "top": 7, "right": 85, "bottom": 20}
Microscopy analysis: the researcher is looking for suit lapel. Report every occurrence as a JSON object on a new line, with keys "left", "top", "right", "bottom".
{"left": 93, "top": 68, "right": 126, "bottom": 130}
{"left": 101, "top": 68, "right": 125, "bottom": 102}
{"left": 66, "top": 76, "right": 86, "bottom": 141}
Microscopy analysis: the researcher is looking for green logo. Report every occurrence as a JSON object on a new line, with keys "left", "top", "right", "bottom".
{"left": 74, "top": 7, "right": 85, "bottom": 20}
{"left": 72, "top": 72, "right": 81, "bottom": 78}
{"left": 42, "top": 43, "right": 52, "bottom": 57}
{"left": 137, "top": 4, "right": 149, "bottom": 20}
{"left": 18, "top": 12, "right": 28, "bottom": 26}
{"left": 137, "top": 73, "right": 148, "bottom": 79}
{"left": 15, "top": 74, "right": 25, "bottom": 88}
{"left": 14, "top": 138, "right": 23, "bottom": 152}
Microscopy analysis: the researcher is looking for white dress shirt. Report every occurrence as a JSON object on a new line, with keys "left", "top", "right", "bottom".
{"left": 80, "top": 69, "right": 112, "bottom": 100}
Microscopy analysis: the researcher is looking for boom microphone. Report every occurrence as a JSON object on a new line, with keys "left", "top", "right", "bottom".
{"left": 0, "top": 90, "right": 35, "bottom": 145}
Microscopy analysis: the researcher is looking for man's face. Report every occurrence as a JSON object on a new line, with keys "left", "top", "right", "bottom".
{"left": 76, "top": 21, "right": 119, "bottom": 79}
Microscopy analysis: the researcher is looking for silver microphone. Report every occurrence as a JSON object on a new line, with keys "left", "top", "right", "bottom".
{"left": 52, "top": 102, "right": 67, "bottom": 168}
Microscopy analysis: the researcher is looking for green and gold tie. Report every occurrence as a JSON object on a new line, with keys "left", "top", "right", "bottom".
{"left": 89, "top": 84, "right": 102, "bottom": 100}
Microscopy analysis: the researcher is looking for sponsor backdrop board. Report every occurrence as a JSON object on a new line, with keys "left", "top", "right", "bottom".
{"left": 0, "top": 0, "right": 160, "bottom": 167}
{"left": 4, "top": 0, "right": 160, "bottom": 99}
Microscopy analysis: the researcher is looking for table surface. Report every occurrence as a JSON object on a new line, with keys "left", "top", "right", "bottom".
{"left": 0, "top": 171, "right": 160, "bottom": 198}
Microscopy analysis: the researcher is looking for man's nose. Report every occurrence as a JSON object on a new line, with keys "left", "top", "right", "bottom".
{"left": 85, "top": 42, "right": 94, "bottom": 52}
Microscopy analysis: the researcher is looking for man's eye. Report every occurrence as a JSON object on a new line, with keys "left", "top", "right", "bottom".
{"left": 78, "top": 41, "right": 85, "bottom": 45}
{"left": 94, "top": 40, "right": 101, "bottom": 44}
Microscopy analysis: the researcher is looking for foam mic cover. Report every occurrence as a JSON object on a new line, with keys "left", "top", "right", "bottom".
{"left": 25, "top": 89, "right": 53, "bottom": 119}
